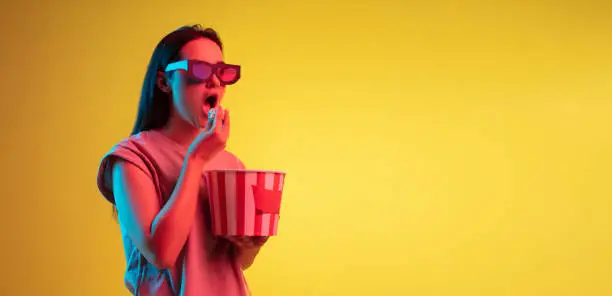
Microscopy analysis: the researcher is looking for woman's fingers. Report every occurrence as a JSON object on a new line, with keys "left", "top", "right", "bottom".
{"left": 214, "top": 107, "right": 224, "bottom": 132}
{"left": 227, "top": 236, "right": 268, "bottom": 248}
{"left": 203, "top": 107, "right": 217, "bottom": 132}
{"left": 221, "top": 109, "right": 230, "bottom": 138}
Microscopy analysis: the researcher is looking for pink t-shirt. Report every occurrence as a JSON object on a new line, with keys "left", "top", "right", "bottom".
{"left": 97, "top": 129, "right": 249, "bottom": 296}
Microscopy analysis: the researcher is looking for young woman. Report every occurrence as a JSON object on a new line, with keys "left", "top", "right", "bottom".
{"left": 96, "top": 25, "right": 267, "bottom": 295}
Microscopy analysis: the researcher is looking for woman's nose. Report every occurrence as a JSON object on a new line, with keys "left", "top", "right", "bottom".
{"left": 206, "top": 74, "right": 221, "bottom": 88}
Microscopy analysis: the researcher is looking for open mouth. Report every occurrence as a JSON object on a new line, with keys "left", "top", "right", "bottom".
{"left": 202, "top": 94, "right": 218, "bottom": 118}
{"left": 205, "top": 95, "right": 218, "bottom": 109}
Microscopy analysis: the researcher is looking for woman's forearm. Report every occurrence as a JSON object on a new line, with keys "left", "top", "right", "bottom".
{"left": 149, "top": 156, "right": 206, "bottom": 268}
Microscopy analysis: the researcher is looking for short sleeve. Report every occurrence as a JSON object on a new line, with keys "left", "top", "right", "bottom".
{"left": 237, "top": 157, "right": 246, "bottom": 169}
{"left": 96, "top": 140, "right": 154, "bottom": 205}
{"left": 224, "top": 150, "right": 245, "bottom": 169}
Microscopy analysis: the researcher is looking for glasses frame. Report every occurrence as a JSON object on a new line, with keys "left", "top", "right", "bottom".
{"left": 164, "top": 59, "right": 241, "bottom": 85}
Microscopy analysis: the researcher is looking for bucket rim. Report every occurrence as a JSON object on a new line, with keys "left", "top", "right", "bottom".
{"left": 205, "top": 169, "right": 287, "bottom": 174}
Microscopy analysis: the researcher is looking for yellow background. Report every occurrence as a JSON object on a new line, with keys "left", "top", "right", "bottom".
{"left": 1, "top": 0, "right": 611, "bottom": 295}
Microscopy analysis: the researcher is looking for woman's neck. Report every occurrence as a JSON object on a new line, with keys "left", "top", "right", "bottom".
{"left": 160, "top": 114, "right": 202, "bottom": 149}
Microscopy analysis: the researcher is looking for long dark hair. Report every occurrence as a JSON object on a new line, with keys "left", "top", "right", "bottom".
{"left": 112, "top": 24, "right": 223, "bottom": 219}
{"left": 132, "top": 24, "right": 223, "bottom": 135}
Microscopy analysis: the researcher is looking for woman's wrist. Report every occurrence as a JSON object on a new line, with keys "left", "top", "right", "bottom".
{"left": 184, "top": 153, "right": 208, "bottom": 172}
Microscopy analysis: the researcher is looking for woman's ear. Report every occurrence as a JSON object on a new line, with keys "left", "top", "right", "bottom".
{"left": 156, "top": 71, "right": 172, "bottom": 93}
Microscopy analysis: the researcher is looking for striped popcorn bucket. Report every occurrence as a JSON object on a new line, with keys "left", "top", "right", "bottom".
{"left": 206, "top": 169, "right": 286, "bottom": 236}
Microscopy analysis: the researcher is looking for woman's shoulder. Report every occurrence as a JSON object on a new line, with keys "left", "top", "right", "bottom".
{"left": 216, "top": 150, "right": 246, "bottom": 169}
{"left": 96, "top": 130, "right": 162, "bottom": 204}
{"left": 111, "top": 130, "right": 158, "bottom": 149}
{"left": 101, "top": 130, "right": 175, "bottom": 162}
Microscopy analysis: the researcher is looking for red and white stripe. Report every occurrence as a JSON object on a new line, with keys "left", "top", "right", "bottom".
{"left": 207, "top": 170, "right": 285, "bottom": 236}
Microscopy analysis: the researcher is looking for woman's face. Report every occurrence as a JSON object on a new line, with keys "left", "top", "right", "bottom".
{"left": 166, "top": 37, "right": 226, "bottom": 128}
